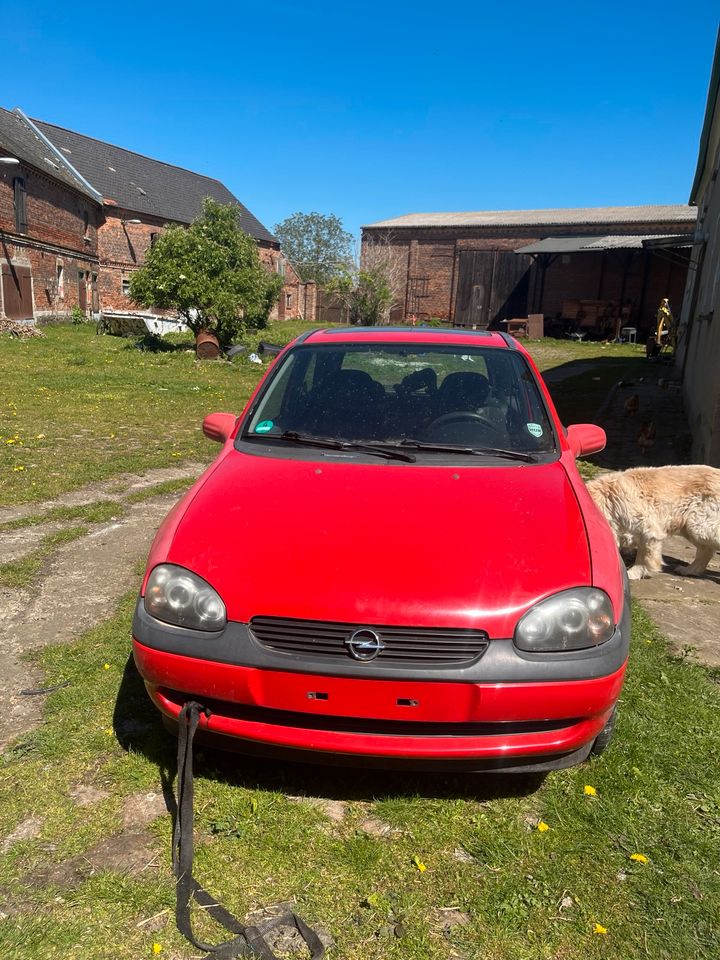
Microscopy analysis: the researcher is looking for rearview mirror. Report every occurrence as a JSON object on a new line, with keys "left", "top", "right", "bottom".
{"left": 567, "top": 424, "right": 606, "bottom": 458}
{"left": 202, "top": 412, "right": 237, "bottom": 443}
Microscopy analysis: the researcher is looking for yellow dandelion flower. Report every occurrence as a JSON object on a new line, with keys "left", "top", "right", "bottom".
{"left": 105, "top": 728, "right": 114, "bottom": 736}
{"left": 35, "top": 433, "right": 46, "bottom": 439}
{"left": 103, "top": 663, "right": 110, "bottom": 670}
{"left": 412, "top": 855, "right": 427, "bottom": 872}
{"left": 630, "top": 853, "right": 649, "bottom": 864}
{"left": 537, "top": 821, "right": 550, "bottom": 832}
{"left": 152, "top": 945, "right": 163, "bottom": 955}
{"left": 583, "top": 785, "right": 597, "bottom": 796}
{"left": 593, "top": 922, "right": 608, "bottom": 935}
{"left": 13, "top": 465, "right": 25, "bottom": 472}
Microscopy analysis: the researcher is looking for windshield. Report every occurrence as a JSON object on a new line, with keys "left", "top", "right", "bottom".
{"left": 243, "top": 343, "right": 556, "bottom": 455}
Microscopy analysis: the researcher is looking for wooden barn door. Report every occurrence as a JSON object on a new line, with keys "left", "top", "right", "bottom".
{"left": 1, "top": 262, "right": 34, "bottom": 320}
{"left": 489, "top": 252, "right": 531, "bottom": 325}
{"left": 454, "top": 251, "right": 494, "bottom": 328}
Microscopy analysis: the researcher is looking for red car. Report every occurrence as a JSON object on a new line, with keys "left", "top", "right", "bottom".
{"left": 133, "top": 327, "right": 629, "bottom": 772}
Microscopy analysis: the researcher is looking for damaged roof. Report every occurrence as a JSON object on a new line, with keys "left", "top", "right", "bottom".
{"left": 31, "top": 116, "right": 276, "bottom": 243}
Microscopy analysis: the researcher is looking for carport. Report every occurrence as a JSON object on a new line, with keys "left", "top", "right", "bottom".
{"left": 514, "top": 234, "right": 692, "bottom": 336}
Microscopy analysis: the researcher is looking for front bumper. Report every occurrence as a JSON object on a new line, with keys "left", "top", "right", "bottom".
{"left": 133, "top": 639, "right": 628, "bottom": 772}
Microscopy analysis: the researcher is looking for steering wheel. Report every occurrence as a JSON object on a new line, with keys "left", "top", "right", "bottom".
{"left": 425, "top": 411, "right": 502, "bottom": 436}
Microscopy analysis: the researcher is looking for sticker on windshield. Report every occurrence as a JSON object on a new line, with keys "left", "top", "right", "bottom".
{"left": 527, "top": 422, "right": 544, "bottom": 438}
{"left": 255, "top": 420, "right": 274, "bottom": 434}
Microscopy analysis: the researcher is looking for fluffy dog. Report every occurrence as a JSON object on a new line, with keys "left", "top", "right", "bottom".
{"left": 586, "top": 465, "right": 720, "bottom": 580}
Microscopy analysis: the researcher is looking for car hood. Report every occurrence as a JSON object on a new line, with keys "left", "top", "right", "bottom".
{"left": 168, "top": 450, "right": 591, "bottom": 638}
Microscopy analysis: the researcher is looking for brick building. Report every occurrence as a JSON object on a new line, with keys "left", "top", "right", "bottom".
{"left": 0, "top": 107, "right": 101, "bottom": 321}
{"left": 362, "top": 206, "right": 697, "bottom": 335}
{"left": 0, "top": 106, "right": 312, "bottom": 323}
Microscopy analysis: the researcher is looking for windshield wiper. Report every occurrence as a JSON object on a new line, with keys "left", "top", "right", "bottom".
{"left": 279, "top": 431, "right": 416, "bottom": 463}
{"left": 393, "top": 439, "right": 537, "bottom": 463}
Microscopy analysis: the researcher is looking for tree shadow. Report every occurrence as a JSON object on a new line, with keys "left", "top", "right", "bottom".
{"left": 112, "top": 656, "right": 547, "bottom": 808}
{"left": 124, "top": 333, "right": 194, "bottom": 353}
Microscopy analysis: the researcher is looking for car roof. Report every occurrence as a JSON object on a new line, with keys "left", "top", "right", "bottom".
{"left": 300, "top": 326, "right": 513, "bottom": 348}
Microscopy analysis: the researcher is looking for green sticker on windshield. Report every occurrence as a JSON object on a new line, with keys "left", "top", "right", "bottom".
{"left": 255, "top": 420, "right": 274, "bottom": 434}
{"left": 527, "top": 422, "right": 543, "bottom": 438}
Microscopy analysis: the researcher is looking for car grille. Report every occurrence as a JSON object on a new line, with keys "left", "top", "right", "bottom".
{"left": 249, "top": 616, "right": 489, "bottom": 665}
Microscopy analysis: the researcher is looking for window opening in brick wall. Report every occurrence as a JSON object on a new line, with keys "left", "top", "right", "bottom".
{"left": 286, "top": 292, "right": 292, "bottom": 309}
{"left": 56, "top": 263, "right": 64, "bottom": 299}
{"left": 407, "top": 276, "right": 430, "bottom": 316}
{"left": 14, "top": 177, "right": 27, "bottom": 234}
{"left": 150, "top": 232, "right": 158, "bottom": 246}
{"left": 121, "top": 277, "right": 131, "bottom": 297}
{"left": 83, "top": 210, "right": 89, "bottom": 237}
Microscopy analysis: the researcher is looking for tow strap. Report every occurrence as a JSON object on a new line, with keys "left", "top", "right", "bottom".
{"left": 173, "top": 701, "right": 326, "bottom": 959}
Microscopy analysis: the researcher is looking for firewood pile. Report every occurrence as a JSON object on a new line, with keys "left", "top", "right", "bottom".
{"left": 0, "top": 318, "right": 44, "bottom": 338}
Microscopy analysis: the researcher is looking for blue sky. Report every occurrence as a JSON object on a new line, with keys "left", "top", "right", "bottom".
{"left": 2, "top": 2, "right": 717, "bottom": 239}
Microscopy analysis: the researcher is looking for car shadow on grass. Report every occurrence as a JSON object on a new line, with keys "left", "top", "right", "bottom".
{"left": 112, "top": 656, "right": 546, "bottom": 810}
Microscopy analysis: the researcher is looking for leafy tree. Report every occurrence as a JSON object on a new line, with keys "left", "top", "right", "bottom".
{"left": 273, "top": 212, "right": 354, "bottom": 285}
{"left": 130, "top": 199, "right": 282, "bottom": 345}
{"left": 326, "top": 266, "right": 393, "bottom": 326}
{"left": 325, "top": 240, "right": 404, "bottom": 325}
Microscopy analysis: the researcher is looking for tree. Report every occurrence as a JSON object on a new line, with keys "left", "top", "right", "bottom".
{"left": 130, "top": 199, "right": 282, "bottom": 345}
{"left": 273, "top": 212, "right": 354, "bottom": 285}
{"left": 325, "top": 237, "right": 406, "bottom": 325}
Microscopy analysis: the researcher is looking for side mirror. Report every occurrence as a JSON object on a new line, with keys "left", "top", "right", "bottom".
{"left": 567, "top": 423, "right": 606, "bottom": 458}
{"left": 202, "top": 412, "right": 237, "bottom": 443}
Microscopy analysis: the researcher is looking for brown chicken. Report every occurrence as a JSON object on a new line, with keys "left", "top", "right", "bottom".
{"left": 637, "top": 421, "right": 656, "bottom": 456}
{"left": 624, "top": 393, "right": 640, "bottom": 416}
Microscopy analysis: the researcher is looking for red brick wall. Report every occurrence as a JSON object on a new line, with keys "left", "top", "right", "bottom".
{"left": 362, "top": 221, "right": 695, "bottom": 331}
{"left": 98, "top": 211, "right": 309, "bottom": 320}
{"left": 0, "top": 163, "right": 99, "bottom": 320}
{"left": 0, "top": 163, "right": 98, "bottom": 255}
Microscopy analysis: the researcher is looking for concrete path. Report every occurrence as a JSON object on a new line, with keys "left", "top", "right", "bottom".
{"left": 593, "top": 371, "right": 719, "bottom": 668}
{"left": 630, "top": 536, "right": 720, "bottom": 669}
{"left": 0, "top": 466, "right": 202, "bottom": 751}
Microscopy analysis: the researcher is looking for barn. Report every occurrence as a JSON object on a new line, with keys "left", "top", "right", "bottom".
{"left": 361, "top": 205, "right": 697, "bottom": 337}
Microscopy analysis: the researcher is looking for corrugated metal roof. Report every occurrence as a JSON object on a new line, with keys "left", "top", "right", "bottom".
{"left": 32, "top": 117, "right": 277, "bottom": 243}
{"left": 0, "top": 107, "right": 100, "bottom": 202}
{"left": 515, "top": 234, "right": 682, "bottom": 255}
{"left": 363, "top": 205, "right": 697, "bottom": 230}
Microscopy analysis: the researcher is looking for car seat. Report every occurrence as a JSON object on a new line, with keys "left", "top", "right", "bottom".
{"left": 307, "top": 369, "right": 385, "bottom": 438}
{"left": 434, "top": 372, "right": 490, "bottom": 416}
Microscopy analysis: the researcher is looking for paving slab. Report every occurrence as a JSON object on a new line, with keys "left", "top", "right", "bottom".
{"left": 591, "top": 374, "right": 720, "bottom": 669}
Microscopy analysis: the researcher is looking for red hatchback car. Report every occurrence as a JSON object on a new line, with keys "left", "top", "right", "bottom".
{"left": 133, "top": 328, "right": 629, "bottom": 772}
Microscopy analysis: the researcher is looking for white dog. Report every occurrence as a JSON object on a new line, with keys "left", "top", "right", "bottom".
{"left": 586, "top": 466, "right": 720, "bottom": 580}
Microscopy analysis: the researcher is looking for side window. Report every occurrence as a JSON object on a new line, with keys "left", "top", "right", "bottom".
{"left": 14, "top": 177, "right": 27, "bottom": 234}
{"left": 247, "top": 354, "right": 298, "bottom": 434}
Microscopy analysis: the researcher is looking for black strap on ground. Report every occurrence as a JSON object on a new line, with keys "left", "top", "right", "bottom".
{"left": 172, "top": 701, "right": 325, "bottom": 959}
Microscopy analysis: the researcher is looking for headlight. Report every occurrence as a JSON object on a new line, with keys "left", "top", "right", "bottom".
{"left": 514, "top": 588, "right": 614, "bottom": 652}
{"left": 144, "top": 564, "right": 226, "bottom": 631}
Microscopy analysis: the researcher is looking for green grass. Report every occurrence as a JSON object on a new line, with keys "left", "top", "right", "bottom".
{"left": 0, "top": 324, "right": 644, "bottom": 508}
{"left": 0, "top": 526, "right": 89, "bottom": 587}
{"left": 124, "top": 476, "right": 194, "bottom": 504}
{"left": 0, "top": 499, "right": 124, "bottom": 532}
{"left": 0, "top": 600, "right": 718, "bottom": 959}
{"left": 0, "top": 320, "right": 325, "bottom": 507}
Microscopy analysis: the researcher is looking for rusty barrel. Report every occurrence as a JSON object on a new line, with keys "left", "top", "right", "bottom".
{"left": 196, "top": 329, "right": 221, "bottom": 360}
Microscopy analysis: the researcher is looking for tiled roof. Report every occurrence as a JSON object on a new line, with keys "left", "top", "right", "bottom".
{"left": 363, "top": 205, "right": 697, "bottom": 230}
{"left": 0, "top": 107, "right": 100, "bottom": 202}
{"left": 32, "top": 118, "right": 276, "bottom": 243}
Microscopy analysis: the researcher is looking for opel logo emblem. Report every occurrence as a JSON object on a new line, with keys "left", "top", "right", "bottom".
{"left": 346, "top": 628, "right": 385, "bottom": 662}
